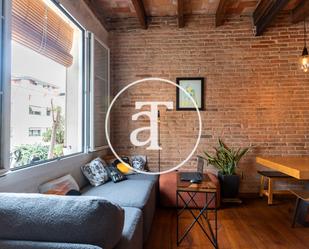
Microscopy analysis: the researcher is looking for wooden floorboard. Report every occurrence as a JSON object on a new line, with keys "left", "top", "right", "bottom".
{"left": 144, "top": 198, "right": 309, "bottom": 249}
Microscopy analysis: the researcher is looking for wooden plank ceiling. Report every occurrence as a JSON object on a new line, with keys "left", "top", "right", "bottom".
{"left": 84, "top": 0, "right": 307, "bottom": 35}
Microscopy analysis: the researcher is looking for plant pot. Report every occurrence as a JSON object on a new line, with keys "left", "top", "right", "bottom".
{"left": 218, "top": 173, "right": 240, "bottom": 199}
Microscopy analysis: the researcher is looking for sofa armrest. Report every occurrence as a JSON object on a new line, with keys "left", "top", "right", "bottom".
{"left": 0, "top": 240, "right": 102, "bottom": 249}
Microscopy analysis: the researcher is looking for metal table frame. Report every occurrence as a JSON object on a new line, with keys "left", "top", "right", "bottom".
{"left": 176, "top": 189, "right": 218, "bottom": 248}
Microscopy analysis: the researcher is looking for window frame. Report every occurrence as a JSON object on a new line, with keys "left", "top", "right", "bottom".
{"left": 3, "top": 0, "right": 88, "bottom": 171}
{"left": 88, "top": 32, "right": 110, "bottom": 152}
{"left": 0, "top": 0, "right": 3, "bottom": 170}
{"left": 0, "top": 0, "right": 11, "bottom": 171}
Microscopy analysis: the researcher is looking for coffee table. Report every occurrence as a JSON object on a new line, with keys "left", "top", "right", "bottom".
{"left": 176, "top": 172, "right": 218, "bottom": 248}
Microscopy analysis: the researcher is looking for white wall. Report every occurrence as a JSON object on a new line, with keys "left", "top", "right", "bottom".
{"left": 0, "top": 0, "right": 109, "bottom": 193}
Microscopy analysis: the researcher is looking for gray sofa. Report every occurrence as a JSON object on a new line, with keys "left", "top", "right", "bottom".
{"left": 0, "top": 173, "right": 158, "bottom": 249}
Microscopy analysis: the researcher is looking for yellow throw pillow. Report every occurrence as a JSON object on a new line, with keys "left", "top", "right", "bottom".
{"left": 116, "top": 162, "right": 132, "bottom": 175}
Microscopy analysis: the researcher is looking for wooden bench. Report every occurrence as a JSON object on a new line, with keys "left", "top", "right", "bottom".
{"left": 258, "top": 171, "right": 293, "bottom": 205}
{"left": 290, "top": 190, "right": 309, "bottom": 227}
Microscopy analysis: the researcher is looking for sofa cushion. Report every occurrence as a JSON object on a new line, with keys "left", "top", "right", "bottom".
{"left": 115, "top": 207, "right": 143, "bottom": 249}
{"left": 82, "top": 177, "right": 157, "bottom": 241}
{"left": 0, "top": 193, "right": 124, "bottom": 249}
{"left": 82, "top": 179, "right": 154, "bottom": 208}
{"left": 126, "top": 173, "right": 158, "bottom": 184}
{"left": 0, "top": 240, "right": 102, "bottom": 249}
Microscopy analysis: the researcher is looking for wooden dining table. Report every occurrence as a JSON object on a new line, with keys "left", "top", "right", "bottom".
{"left": 256, "top": 156, "right": 309, "bottom": 181}
{"left": 256, "top": 156, "right": 309, "bottom": 226}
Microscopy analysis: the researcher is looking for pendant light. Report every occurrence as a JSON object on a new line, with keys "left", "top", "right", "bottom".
{"left": 300, "top": 16, "right": 309, "bottom": 72}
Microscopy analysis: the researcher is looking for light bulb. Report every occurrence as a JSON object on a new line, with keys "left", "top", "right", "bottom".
{"left": 301, "top": 56, "right": 308, "bottom": 64}
{"left": 299, "top": 52, "right": 309, "bottom": 72}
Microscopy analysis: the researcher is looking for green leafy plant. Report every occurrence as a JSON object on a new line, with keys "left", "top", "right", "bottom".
{"left": 53, "top": 144, "right": 64, "bottom": 157}
{"left": 11, "top": 143, "right": 64, "bottom": 168}
{"left": 12, "top": 144, "right": 49, "bottom": 167}
{"left": 201, "top": 139, "right": 249, "bottom": 175}
{"left": 42, "top": 113, "right": 64, "bottom": 144}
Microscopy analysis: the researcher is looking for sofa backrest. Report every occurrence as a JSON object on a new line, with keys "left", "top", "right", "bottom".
{"left": 0, "top": 193, "right": 124, "bottom": 249}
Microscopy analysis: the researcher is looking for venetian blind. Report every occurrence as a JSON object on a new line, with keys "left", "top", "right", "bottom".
{"left": 12, "top": 0, "right": 74, "bottom": 67}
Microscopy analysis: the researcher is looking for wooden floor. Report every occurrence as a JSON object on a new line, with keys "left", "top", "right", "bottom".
{"left": 144, "top": 198, "right": 309, "bottom": 249}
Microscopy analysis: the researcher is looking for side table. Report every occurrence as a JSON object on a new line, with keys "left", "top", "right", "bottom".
{"left": 176, "top": 172, "right": 218, "bottom": 248}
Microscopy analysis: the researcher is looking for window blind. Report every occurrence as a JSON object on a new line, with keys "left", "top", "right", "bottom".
{"left": 89, "top": 33, "right": 110, "bottom": 151}
{"left": 12, "top": 0, "right": 74, "bottom": 67}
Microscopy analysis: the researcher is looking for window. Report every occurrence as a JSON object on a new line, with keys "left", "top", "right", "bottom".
{"left": 29, "top": 105, "right": 52, "bottom": 116}
{"left": 46, "top": 107, "right": 51, "bottom": 116}
{"left": 10, "top": 0, "right": 84, "bottom": 168}
{"left": 89, "top": 33, "right": 110, "bottom": 151}
{"left": 29, "top": 128, "right": 41, "bottom": 137}
{"left": 29, "top": 105, "right": 42, "bottom": 116}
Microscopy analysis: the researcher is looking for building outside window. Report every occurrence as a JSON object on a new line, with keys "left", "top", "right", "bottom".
{"left": 10, "top": 0, "right": 84, "bottom": 168}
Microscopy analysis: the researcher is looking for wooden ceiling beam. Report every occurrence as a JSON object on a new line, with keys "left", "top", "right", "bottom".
{"left": 253, "top": 0, "right": 289, "bottom": 36}
{"left": 83, "top": 0, "right": 109, "bottom": 31}
{"left": 177, "top": 0, "right": 185, "bottom": 28}
{"left": 291, "top": 0, "right": 309, "bottom": 24}
{"left": 131, "top": 0, "right": 147, "bottom": 29}
{"left": 253, "top": 0, "right": 273, "bottom": 25}
{"left": 215, "top": 0, "right": 230, "bottom": 27}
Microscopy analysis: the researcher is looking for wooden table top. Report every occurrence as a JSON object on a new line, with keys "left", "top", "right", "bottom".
{"left": 256, "top": 156, "right": 309, "bottom": 180}
{"left": 177, "top": 172, "right": 217, "bottom": 192}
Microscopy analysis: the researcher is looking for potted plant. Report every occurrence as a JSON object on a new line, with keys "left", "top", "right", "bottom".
{"left": 201, "top": 139, "right": 249, "bottom": 199}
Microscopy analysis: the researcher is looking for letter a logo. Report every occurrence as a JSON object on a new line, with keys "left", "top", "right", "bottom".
{"left": 130, "top": 102, "right": 173, "bottom": 150}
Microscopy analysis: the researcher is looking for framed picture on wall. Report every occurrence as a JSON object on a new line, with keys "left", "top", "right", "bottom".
{"left": 176, "top": 77, "right": 204, "bottom": 110}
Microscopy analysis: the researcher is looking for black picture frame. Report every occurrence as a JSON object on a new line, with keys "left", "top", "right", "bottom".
{"left": 176, "top": 77, "right": 205, "bottom": 111}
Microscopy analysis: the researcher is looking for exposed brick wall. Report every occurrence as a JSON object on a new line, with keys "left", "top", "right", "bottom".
{"left": 109, "top": 14, "right": 309, "bottom": 193}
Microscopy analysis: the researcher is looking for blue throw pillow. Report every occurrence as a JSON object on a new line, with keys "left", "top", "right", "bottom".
{"left": 107, "top": 165, "right": 127, "bottom": 183}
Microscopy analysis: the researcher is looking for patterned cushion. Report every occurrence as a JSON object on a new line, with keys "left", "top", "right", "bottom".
{"left": 131, "top": 155, "right": 147, "bottom": 171}
{"left": 81, "top": 157, "right": 109, "bottom": 186}
{"left": 107, "top": 166, "right": 127, "bottom": 183}
{"left": 39, "top": 174, "right": 79, "bottom": 195}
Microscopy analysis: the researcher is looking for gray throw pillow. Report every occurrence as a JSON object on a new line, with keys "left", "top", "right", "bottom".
{"left": 81, "top": 157, "right": 109, "bottom": 186}
{"left": 131, "top": 155, "right": 147, "bottom": 171}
